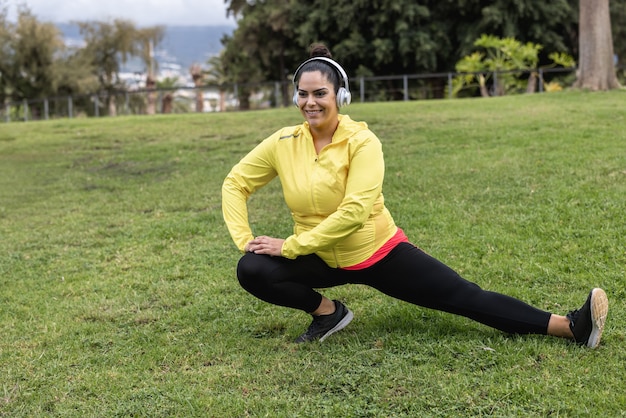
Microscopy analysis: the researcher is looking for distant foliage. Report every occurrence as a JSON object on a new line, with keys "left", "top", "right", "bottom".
{"left": 221, "top": 0, "right": 625, "bottom": 94}
{"left": 452, "top": 35, "right": 575, "bottom": 97}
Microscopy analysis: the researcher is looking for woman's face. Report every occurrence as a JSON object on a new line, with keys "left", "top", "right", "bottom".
{"left": 296, "top": 70, "right": 339, "bottom": 131}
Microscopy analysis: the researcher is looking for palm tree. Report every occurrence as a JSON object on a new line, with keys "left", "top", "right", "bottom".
{"left": 137, "top": 27, "right": 165, "bottom": 115}
{"left": 156, "top": 76, "right": 179, "bottom": 113}
{"left": 190, "top": 63, "right": 204, "bottom": 112}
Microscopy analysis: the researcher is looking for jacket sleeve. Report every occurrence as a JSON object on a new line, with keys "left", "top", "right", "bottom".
{"left": 281, "top": 133, "right": 384, "bottom": 258}
{"left": 221, "top": 134, "right": 278, "bottom": 252}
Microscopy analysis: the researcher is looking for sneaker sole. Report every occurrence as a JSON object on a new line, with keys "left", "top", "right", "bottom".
{"left": 319, "top": 309, "right": 354, "bottom": 342}
{"left": 587, "top": 288, "right": 609, "bottom": 348}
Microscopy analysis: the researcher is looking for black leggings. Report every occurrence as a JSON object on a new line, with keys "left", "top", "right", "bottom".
{"left": 236, "top": 242, "right": 551, "bottom": 335}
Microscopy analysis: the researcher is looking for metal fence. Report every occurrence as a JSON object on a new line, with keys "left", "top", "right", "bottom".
{"left": 1, "top": 67, "right": 578, "bottom": 122}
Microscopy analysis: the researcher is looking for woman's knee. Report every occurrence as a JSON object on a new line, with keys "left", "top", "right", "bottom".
{"left": 236, "top": 252, "right": 264, "bottom": 288}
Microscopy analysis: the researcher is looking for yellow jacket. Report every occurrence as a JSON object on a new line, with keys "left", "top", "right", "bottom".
{"left": 222, "top": 114, "right": 397, "bottom": 268}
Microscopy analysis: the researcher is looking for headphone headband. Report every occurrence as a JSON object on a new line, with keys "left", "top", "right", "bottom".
{"left": 292, "top": 57, "right": 351, "bottom": 107}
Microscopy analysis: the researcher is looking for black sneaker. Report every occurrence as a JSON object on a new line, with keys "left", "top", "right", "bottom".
{"left": 566, "top": 288, "right": 609, "bottom": 348}
{"left": 294, "top": 300, "right": 354, "bottom": 343}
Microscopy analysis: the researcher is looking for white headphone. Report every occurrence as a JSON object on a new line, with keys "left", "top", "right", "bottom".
{"left": 292, "top": 57, "right": 352, "bottom": 108}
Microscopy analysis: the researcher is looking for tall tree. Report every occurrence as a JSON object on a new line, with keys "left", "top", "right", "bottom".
{"left": 0, "top": 1, "right": 14, "bottom": 106}
{"left": 220, "top": 31, "right": 263, "bottom": 110}
{"left": 0, "top": 5, "right": 73, "bottom": 117}
{"left": 77, "top": 19, "right": 140, "bottom": 116}
{"left": 12, "top": 9, "right": 64, "bottom": 101}
{"left": 574, "top": 0, "right": 621, "bottom": 90}
{"left": 224, "top": 0, "right": 302, "bottom": 107}
{"left": 190, "top": 63, "right": 204, "bottom": 112}
{"left": 76, "top": 20, "right": 164, "bottom": 116}
{"left": 137, "top": 26, "right": 165, "bottom": 115}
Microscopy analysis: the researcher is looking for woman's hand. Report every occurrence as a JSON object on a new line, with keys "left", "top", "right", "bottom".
{"left": 245, "top": 236, "right": 285, "bottom": 257}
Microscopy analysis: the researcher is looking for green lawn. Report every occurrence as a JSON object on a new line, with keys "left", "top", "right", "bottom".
{"left": 1, "top": 90, "right": 625, "bottom": 417}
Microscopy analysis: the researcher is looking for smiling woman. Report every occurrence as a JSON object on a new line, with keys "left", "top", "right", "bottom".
{"left": 221, "top": 43, "right": 609, "bottom": 348}
{"left": 291, "top": 48, "right": 353, "bottom": 153}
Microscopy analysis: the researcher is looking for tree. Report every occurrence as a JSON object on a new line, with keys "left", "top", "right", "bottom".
{"left": 0, "top": 5, "right": 76, "bottom": 118}
{"left": 0, "top": 3, "right": 98, "bottom": 119}
{"left": 220, "top": 31, "right": 263, "bottom": 110}
{"left": 54, "top": 51, "right": 99, "bottom": 98}
{"left": 190, "top": 63, "right": 204, "bottom": 112}
{"left": 453, "top": 35, "right": 574, "bottom": 97}
{"left": 77, "top": 19, "right": 139, "bottom": 116}
{"left": 137, "top": 26, "right": 165, "bottom": 115}
{"left": 0, "top": 2, "right": 14, "bottom": 106}
{"left": 471, "top": 0, "right": 577, "bottom": 60}
{"left": 574, "top": 0, "right": 621, "bottom": 90}
{"left": 224, "top": 0, "right": 301, "bottom": 107}
{"left": 156, "top": 76, "right": 179, "bottom": 114}
{"left": 76, "top": 19, "right": 165, "bottom": 116}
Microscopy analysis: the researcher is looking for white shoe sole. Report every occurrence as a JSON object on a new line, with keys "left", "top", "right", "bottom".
{"left": 319, "top": 309, "right": 354, "bottom": 342}
{"left": 587, "top": 288, "right": 609, "bottom": 348}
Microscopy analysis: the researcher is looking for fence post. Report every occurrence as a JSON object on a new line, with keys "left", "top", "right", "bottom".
{"left": 4, "top": 104, "right": 9, "bottom": 123}
{"left": 359, "top": 77, "right": 364, "bottom": 103}
{"left": 44, "top": 98, "right": 49, "bottom": 120}
{"left": 448, "top": 73, "right": 453, "bottom": 99}
{"left": 125, "top": 91, "right": 130, "bottom": 114}
{"left": 68, "top": 96, "right": 73, "bottom": 118}
{"left": 23, "top": 100, "right": 28, "bottom": 122}
{"left": 539, "top": 68, "right": 544, "bottom": 93}
{"left": 274, "top": 82, "right": 280, "bottom": 108}
{"left": 493, "top": 71, "right": 498, "bottom": 96}
{"left": 93, "top": 95, "right": 99, "bottom": 117}
{"left": 403, "top": 75, "right": 409, "bottom": 101}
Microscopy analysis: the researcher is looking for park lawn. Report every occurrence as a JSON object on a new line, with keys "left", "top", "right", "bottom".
{"left": 1, "top": 90, "right": 625, "bottom": 416}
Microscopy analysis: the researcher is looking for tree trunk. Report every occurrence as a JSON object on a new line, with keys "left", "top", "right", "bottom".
{"left": 108, "top": 93, "right": 117, "bottom": 117}
{"left": 478, "top": 74, "right": 490, "bottom": 97}
{"left": 146, "top": 75, "right": 157, "bottom": 115}
{"left": 195, "top": 89, "right": 203, "bottom": 113}
{"left": 162, "top": 93, "right": 173, "bottom": 113}
{"left": 190, "top": 64, "right": 204, "bottom": 113}
{"left": 574, "top": 0, "right": 621, "bottom": 90}
{"left": 238, "top": 88, "right": 251, "bottom": 110}
{"left": 219, "top": 90, "right": 226, "bottom": 112}
{"left": 526, "top": 71, "right": 538, "bottom": 93}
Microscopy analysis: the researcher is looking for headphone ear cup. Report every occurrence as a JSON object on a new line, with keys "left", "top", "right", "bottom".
{"left": 336, "top": 87, "right": 351, "bottom": 108}
{"left": 293, "top": 89, "right": 299, "bottom": 107}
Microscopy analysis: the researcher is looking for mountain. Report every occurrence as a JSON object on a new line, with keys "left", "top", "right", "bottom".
{"left": 56, "top": 23, "right": 234, "bottom": 73}
{"left": 158, "top": 25, "right": 234, "bottom": 68}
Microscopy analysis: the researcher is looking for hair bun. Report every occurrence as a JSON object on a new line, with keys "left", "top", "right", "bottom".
{"left": 309, "top": 43, "right": 332, "bottom": 59}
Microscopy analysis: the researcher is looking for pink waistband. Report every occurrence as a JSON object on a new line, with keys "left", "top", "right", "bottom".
{"left": 341, "top": 227, "right": 409, "bottom": 270}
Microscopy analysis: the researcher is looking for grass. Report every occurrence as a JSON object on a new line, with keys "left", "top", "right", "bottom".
{"left": 1, "top": 90, "right": 625, "bottom": 416}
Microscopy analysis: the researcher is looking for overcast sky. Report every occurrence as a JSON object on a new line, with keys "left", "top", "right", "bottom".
{"left": 7, "top": 0, "right": 236, "bottom": 26}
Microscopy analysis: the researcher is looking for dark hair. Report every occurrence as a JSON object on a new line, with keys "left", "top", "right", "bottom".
{"left": 294, "top": 44, "right": 341, "bottom": 93}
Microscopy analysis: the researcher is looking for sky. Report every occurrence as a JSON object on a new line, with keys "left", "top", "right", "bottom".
{"left": 6, "top": 0, "right": 236, "bottom": 26}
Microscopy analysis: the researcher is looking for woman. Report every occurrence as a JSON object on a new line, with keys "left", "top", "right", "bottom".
{"left": 221, "top": 44, "right": 609, "bottom": 347}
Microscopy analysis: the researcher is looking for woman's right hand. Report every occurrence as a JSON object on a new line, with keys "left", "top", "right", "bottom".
{"left": 246, "top": 236, "right": 285, "bottom": 257}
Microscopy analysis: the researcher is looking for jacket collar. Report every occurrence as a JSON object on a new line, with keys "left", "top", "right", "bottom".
{"left": 300, "top": 114, "right": 369, "bottom": 144}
